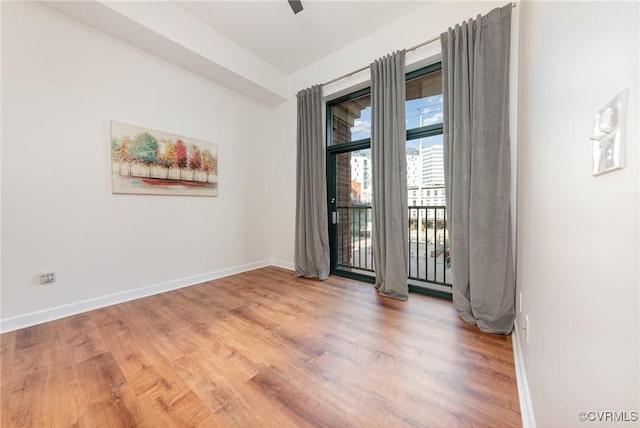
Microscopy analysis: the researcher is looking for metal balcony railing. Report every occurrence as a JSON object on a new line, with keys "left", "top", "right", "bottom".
{"left": 336, "top": 205, "right": 374, "bottom": 273}
{"left": 335, "top": 205, "right": 451, "bottom": 287}
{"left": 408, "top": 206, "right": 450, "bottom": 286}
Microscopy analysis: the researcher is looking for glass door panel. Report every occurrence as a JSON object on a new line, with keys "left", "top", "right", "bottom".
{"left": 329, "top": 149, "right": 374, "bottom": 277}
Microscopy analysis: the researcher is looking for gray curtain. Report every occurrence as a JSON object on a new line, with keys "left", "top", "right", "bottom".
{"left": 294, "top": 85, "right": 330, "bottom": 280}
{"left": 370, "top": 51, "right": 409, "bottom": 300}
{"left": 441, "top": 5, "right": 514, "bottom": 334}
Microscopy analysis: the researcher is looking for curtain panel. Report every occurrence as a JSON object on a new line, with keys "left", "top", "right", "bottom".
{"left": 441, "top": 5, "right": 515, "bottom": 333}
{"left": 370, "top": 51, "right": 409, "bottom": 300}
{"left": 294, "top": 85, "right": 330, "bottom": 280}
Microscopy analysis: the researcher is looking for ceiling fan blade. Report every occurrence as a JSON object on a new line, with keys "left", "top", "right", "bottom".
{"left": 288, "top": 0, "right": 303, "bottom": 14}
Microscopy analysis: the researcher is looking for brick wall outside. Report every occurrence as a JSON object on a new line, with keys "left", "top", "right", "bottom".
{"left": 333, "top": 117, "right": 352, "bottom": 267}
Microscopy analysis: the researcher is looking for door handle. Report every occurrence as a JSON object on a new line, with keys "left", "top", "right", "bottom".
{"left": 332, "top": 211, "right": 337, "bottom": 224}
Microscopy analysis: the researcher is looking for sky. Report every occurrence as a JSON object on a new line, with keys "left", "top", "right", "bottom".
{"left": 350, "top": 94, "right": 443, "bottom": 150}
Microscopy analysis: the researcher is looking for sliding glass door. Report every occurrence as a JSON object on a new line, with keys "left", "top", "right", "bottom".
{"left": 326, "top": 88, "right": 375, "bottom": 281}
{"left": 328, "top": 148, "right": 374, "bottom": 280}
{"left": 404, "top": 67, "right": 452, "bottom": 295}
{"left": 326, "top": 64, "right": 452, "bottom": 296}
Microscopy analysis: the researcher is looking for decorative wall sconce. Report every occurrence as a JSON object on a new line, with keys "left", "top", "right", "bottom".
{"left": 590, "top": 88, "right": 628, "bottom": 176}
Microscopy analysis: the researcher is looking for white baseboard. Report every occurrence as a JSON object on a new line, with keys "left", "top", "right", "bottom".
{"left": 269, "top": 259, "right": 295, "bottom": 271}
{"left": 512, "top": 318, "right": 536, "bottom": 428}
{"left": 0, "top": 259, "right": 275, "bottom": 333}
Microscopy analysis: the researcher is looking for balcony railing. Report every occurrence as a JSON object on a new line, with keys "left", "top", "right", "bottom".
{"left": 335, "top": 205, "right": 451, "bottom": 287}
{"left": 408, "top": 206, "right": 450, "bottom": 286}
{"left": 336, "top": 205, "right": 374, "bottom": 273}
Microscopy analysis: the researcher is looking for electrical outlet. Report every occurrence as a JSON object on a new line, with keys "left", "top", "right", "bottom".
{"left": 39, "top": 271, "right": 56, "bottom": 284}
{"left": 519, "top": 292, "right": 523, "bottom": 313}
{"left": 524, "top": 315, "right": 530, "bottom": 344}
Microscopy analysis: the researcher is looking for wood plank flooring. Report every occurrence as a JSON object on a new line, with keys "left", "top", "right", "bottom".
{"left": 1, "top": 267, "right": 521, "bottom": 427}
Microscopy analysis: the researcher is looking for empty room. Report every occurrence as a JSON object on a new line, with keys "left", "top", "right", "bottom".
{"left": 1, "top": 1, "right": 638, "bottom": 427}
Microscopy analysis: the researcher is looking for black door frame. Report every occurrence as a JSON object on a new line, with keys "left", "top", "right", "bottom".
{"left": 327, "top": 143, "right": 375, "bottom": 284}
{"left": 325, "top": 63, "right": 452, "bottom": 300}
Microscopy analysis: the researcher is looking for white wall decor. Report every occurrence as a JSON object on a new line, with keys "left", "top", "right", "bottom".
{"left": 590, "top": 88, "right": 628, "bottom": 176}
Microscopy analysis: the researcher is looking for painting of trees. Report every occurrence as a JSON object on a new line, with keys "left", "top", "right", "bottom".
{"left": 189, "top": 145, "right": 202, "bottom": 180}
{"left": 112, "top": 138, "right": 121, "bottom": 167}
{"left": 175, "top": 139, "right": 187, "bottom": 180}
{"left": 111, "top": 121, "right": 218, "bottom": 196}
{"left": 112, "top": 135, "right": 133, "bottom": 176}
{"left": 211, "top": 153, "right": 218, "bottom": 176}
{"left": 158, "top": 139, "right": 176, "bottom": 178}
{"left": 128, "top": 132, "right": 158, "bottom": 176}
{"left": 202, "top": 149, "right": 213, "bottom": 181}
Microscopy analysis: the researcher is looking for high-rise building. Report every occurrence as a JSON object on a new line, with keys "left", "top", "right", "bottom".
{"left": 421, "top": 144, "right": 445, "bottom": 186}
{"left": 406, "top": 147, "right": 421, "bottom": 187}
{"left": 350, "top": 151, "right": 371, "bottom": 204}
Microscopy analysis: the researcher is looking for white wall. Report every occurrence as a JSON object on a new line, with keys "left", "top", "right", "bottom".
{"left": 516, "top": 2, "right": 639, "bottom": 427}
{"left": 270, "top": 0, "right": 515, "bottom": 266}
{"left": 1, "top": 2, "right": 272, "bottom": 322}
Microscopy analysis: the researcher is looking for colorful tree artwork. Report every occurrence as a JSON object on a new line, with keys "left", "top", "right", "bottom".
{"left": 111, "top": 121, "right": 218, "bottom": 196}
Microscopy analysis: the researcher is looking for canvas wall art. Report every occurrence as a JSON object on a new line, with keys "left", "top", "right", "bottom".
{"left": 111, "top": 121, "right": 218, "bottom": 196}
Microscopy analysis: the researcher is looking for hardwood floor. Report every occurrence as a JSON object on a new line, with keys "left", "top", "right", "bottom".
{"left": 1, "top": 267, "right": 521, "bottom": 427}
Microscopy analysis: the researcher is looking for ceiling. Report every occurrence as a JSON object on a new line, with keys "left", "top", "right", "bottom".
{"left": 43, "top": 1, "right": 430, "bottom": 105}
{"left": 175, "top": 1, "right": 428, "bottom": 74}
